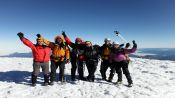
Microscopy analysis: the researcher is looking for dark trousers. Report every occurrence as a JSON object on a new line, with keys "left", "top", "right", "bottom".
{"left": 108, "top": 63, "right": 116, "bottom": 81}
{"left": 50, "top": 60, "right": 66, "bottom": 82}
{"left": 114, "top": 61, "right": 133, "bottom": 84}
{"left": 77, "top": 60, "right": 85, "bottom": 79}
{"left": 70, "top": 58, "right": 77, "bottom": 79}
{"left": 86, "top": 60, "right": 98, "bottom": 81}
{"left": 100, "top": 60, "right": 115, "bottom": 80}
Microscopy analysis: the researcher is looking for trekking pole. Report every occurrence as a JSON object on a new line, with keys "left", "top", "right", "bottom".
{"left": 114, "top": 31, "right": 127, "bottom": 43}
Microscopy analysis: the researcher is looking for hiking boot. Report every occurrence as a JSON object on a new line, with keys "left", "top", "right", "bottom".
{"left": 102, "top": 77, "right": 107, "bottom": 81}
{"left": 86, "top": 77, "right": 94, "bottom": 82}
{"left": 31, "top": 83, "right": 36, "bottom": 87}
{"left": 79, "top": 77, "right": 86, "bottom": 81}
{"left": 128, "top": 83, "right": 133, "bottom": 87}
{"left": 43, "top": 82, "right": 49, "bottom": 86}
{"left": 71, "top": 76, "right": 76, "bottom": 81}
{"left": 107, "top": 77, "right": 113, "bottom": 82}
{"left": 43, "top": 74, "right": 49, "bottom": 86}
{"left": 49, "top": 81, "right": 54, "bottom": 85}
{"left": 31, "top": 74, "right": 37, "bottom": 86}
{"left": 60, "top": 76, "right": 66, "bottom": 82}
{"left": 115, "top": 81, "right": 122, "bottom": 85}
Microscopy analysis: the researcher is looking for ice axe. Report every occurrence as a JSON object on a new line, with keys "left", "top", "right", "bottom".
{"left": 114, "top": 31, "right": 127, "bottom": 43}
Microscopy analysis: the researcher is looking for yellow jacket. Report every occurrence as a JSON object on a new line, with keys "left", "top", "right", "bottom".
{"left": 42, "top": 36, "right": 70, "bottom": 62}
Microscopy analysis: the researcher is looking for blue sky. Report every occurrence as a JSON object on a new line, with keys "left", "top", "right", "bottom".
{"left": 0, "top": 0, "right": 175, "bottom": 55}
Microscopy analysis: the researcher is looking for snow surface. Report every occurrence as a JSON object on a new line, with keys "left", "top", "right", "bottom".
{"left": 0, "top": 57, "right": 175, "bottom": 98}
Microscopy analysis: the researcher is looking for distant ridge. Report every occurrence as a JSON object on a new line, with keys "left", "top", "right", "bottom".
{"left": 0, "top": 52, "right": 32, "bottom": 58}
{"left": 130, "top": 48, "right": 175, "bottom": 61}
{"left": 0, "top": 48, "right": 175, "bottom": 61}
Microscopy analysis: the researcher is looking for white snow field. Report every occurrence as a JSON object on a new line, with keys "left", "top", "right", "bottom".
{"left": 0, "top": 57, "right": 175, "bottom": 98}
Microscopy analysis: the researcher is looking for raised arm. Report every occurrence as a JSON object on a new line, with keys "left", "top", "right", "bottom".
{"left": 126, "top": 40, "right": 137, "bottom": 53}
{"left": 62, "top": 31, "right": 75, "bottom": 48}
{"left": 17, "top": 32, "right": 36, "bottom": 50}
{"left": 37, "top": 34, "right": 55, "bottom": 49}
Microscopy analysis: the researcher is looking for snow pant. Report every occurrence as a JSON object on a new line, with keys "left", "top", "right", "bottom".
{"left": 86, "top": 59, "right": 98, "bottom": 81}
{"left": 70, "top": 58, "right": 77, "bottom": 80}
{"left": 32, "top": 62, "right": 49, "bottom": 84}
{"left": 108, "top": 63, "right": 116, "bottom": 81}
{"left": 77, "top": 60, "right": 85, "bottom": 79}
{"left": 100, "top": 59, "right": 115, "bottom": 80}
{"left": 114, "top": 61, "right": 133, "bottom": 84}
{"left": 50, "top": 60, "right": 66, "bottom": 82}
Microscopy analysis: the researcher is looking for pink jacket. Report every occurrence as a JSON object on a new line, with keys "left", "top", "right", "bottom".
{"left": 109, "top": 48, "right": 136, "bottom": 63}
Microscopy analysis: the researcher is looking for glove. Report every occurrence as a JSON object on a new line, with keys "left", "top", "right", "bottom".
{"left": 132, "top": 40, "right": 137, "bottom": 48}
{"left": 62, "top": 31, "right": 67, "bottom": 38}
{"left": 125, "top": 43, "right": 130, "bottom": 48}
{"left": 17, "top": 32, "right": 24, "bottom": 39}
{"left": 36, "top": 34, "right": 44, "bottom": 40}
{"left": 36, "top": 34, "right": 41, "bottom": 38}
{"left": 119, "top": 44, "right": 124, "bottom": 47}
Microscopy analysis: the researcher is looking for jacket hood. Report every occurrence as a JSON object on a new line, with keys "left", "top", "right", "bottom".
{"left": 54, "top": 36, "right": 65, "bottom": 42}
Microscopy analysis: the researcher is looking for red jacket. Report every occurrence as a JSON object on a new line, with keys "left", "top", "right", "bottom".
{"left": 21, "top": 37, "right": 51, "bottom": 62}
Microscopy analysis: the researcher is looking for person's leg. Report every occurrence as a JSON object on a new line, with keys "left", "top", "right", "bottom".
{"left": 115, "top": 62, "right": 123, "bottom": 83}
{"left": 102, "top": 60, "right": 109, "bottom": 80}
{"left": 108, "top": 62, "right": 115, "bottom": 82}
{"left": 90, "top": 61, "right": 98, "bottom": 82}
{"left": 100, "top": 60, "right": 105, "bottom": 80}
{"left": 71, "top": 59, "right": 77, "bottom": 81}
{"left": 59, "top": 61, "right": 66, "bottom": 82}
{"left": 78, "top": 61, "right": 85, "bottom": 80}
{"left": 41, "top": 62, "right": 50, "bottom": 86}
{"left": 50, "top": 61, "right": 59, "bottom": 85}
{"left": 122, "top": 61, "right": 133, "bottom": 86}
{"left": 32, "top": 62, "right": 41, "bottom": 86}
{"left": 85, "top": 61, "right": 90, "bottom": 79}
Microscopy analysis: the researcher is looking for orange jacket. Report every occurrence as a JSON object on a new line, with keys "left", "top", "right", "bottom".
{"left": 42, "top": 36, "right": 70, "bottom": 62}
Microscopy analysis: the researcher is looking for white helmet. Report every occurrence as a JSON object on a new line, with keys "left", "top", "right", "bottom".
{"left": 113, "top": 41, "right": 120, "bottom": 45}
{"left": 104, "top": 38, "right": 111, "bottom": 42}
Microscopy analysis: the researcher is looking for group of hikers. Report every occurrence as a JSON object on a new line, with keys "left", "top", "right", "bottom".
{"left": 17, "top": 31, "right": 137, "bottom": 87}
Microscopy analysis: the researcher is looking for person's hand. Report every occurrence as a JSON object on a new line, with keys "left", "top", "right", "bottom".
{"left": 125, "top": 43, "right": 130, "bottom": 48}
{"left": 36, "top": 34, "right": 44, "bottom": 40}
{"left": 17, "top": 32, "right": 24, "bottom": 39}
{"left": 132, "top": 40, "right": 136, "bottom": 45}
{"left": 119, "top": 44, "right": 124, "bottom": 47}
{"left": 62, "top": 31, "right": 67, "bottom": 38}
{"left": 132, "top": 40, "right": 137, "bottom": 48}
{"left": 36, "top": 34, "right": 41, "bottom": 38}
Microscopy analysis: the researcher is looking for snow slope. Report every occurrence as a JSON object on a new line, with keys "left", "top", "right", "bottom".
{"left": 0, "top": 57, "right": 175, "bottom": 98}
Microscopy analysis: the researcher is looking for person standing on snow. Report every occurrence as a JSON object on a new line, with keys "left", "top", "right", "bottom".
{"left": 84, "top": 41, "right": 101, "bottom": 82}
{"left": 109, "top": 40, "right": 137, "bottom": 87}
{"left": 106, "top": 42, "right": 124, "bottom": 82}
{"left": 38, "top": 34, "right": 70, "bottom": 85}
{"left": 99, "top": 38, "right": 114, "bottom": 81}
{"left": 62, "top": 32, "right": 101, "bottom": 82}
{"left": 62, "top": 32, "right": 86, "bottom": 81}
{"left": 17, "top": 32, "right": 51, "bottom": 86}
